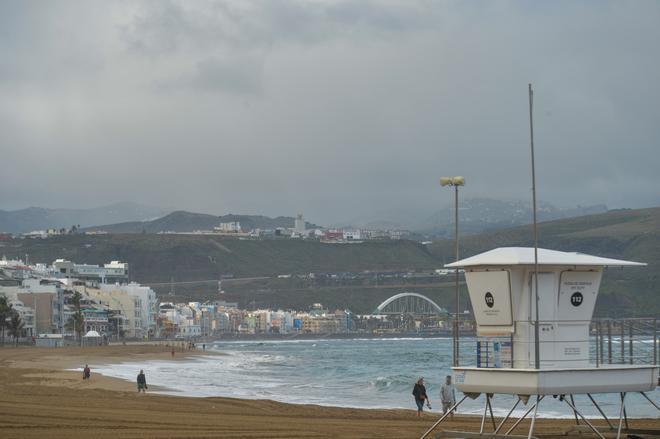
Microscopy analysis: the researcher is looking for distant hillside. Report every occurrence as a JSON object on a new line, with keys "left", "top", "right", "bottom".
{"left": 83, "top": 211, "right": 320, "bottom": 233}
{"left": 217, "top": 214, "right": 318, "bottom": 231}
{"left": 0, "top": 234, "right": 437, "bottom": 281}
{"left": 428, "top": 207, "right": 660, "bottom": 316}
{"left": 1, "top": 207, "right": 657, "bottom": 316}
{"left": 339, "top": 198, "right": 607, "bottom": 235}
{"left": 0, "top": 202, "right": 170, "bottom": 234}
{"left": 83, "top": 211, "right": 221, "bottom": 233}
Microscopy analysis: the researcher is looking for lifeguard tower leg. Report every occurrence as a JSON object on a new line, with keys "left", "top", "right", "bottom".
{"left": 621, "top": 393, "right": 629, "bottom": 430}
{"left": 526, "top": 395, "right": 541, "bottom": 439}
{"left": 504, "top": 396, "right": 544, "bottom": 436}
{"left": 493, "top": 397, "right": 520, "bottom": 435}
{"left": 479, "top": 395, "right": 489, "bottom": 434}
{"left": 563, "top": 396, "right": 605, "bottom": 439}
{"left": 569, "top": 395, "right": 579, "bottom": 425}
{"left": 587, "top": 394, "right": 614, "bottom": 429}
{"left": 419, "top": 395, "right": 468, "bottom": 439}
{"left": 616, "top": 392, "right": 626, "bottom": 439}
{"left": 640, "top": 391, "right": 660, "bottom": 412}
{"left": 487, "top": 395, "right": 496, "bottom": 430}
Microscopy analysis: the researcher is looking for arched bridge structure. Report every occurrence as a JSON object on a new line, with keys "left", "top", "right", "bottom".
{"left": 373, "top": 292, "right": 449, "bottom": 316}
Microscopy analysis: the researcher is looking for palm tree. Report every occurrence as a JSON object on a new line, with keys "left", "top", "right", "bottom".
{"left": 7, "top": 312, "right": 25, "bottom": 346}
{"left": 66, "top": 291, "right": 85, "bottom": 341}
{"left": 66, "top": 312, "right": 84, "bottom": 340}
{"left": 0, "top": 295, "right": 12, "bottom": 346}
{"left": 70, "top": 291, "right": 82, "bottom": 309}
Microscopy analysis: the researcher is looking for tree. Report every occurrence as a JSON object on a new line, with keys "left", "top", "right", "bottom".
{"left": 66, "top": 312, "right": 84, "bottom": 340}
{"left": 7, "top": 312, "right": 25, "bottom": 346}
{"left": 69, "top": 291, "right": 82, "bottom": 309}
{"left": 106, "top": 309, "right": 123, "bottom": 340}
{"left": 0, "top": 295, "right": 12, "bottom": 346}
{"left": 66, "top": 291, "right": 84, "bottom": 340}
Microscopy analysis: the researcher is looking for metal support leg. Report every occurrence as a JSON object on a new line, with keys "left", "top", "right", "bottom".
{"left": 479, "top": 394, "right": 489, "bottom": 434}
{"left": 587, "top": 393, "right": 614, "bottom": 429}
{"left": 505, "top": 395, "right": 544, "bottom": 436}
{"left": 616, "top": 392, "right": 626, "bottom": 439}
{"left": 493, "top": 397, "right": 520, "bottom": 435}
{"left": 487, "top": 394, "right": 497, "bottom": 431}
{"left": 640, "top": 391, "right": 660, "bottom": 412}
{"left": 563, "top": 395, "right": 606, "bottom": 439}
{"left": 527, "top": 395, "right": 541, "bottom": 439}
{"left": 419, "top": 395, "right": 467, "bottom": 439}
{"left": 569, "top": 394, "right": 579, "bottom": 425}
{"left": 622, "top": 394, "right": 629, "bottom": 430}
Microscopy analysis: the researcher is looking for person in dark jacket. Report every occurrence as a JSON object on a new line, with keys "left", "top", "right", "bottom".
{"left": 412, "top": 377, "right": 431, "bottom": 417}
{"left": 83, "top": 364, "right": 91, "bottom": 380}
{"left": 137, "top": 370, "right": 148, "bottom": 393}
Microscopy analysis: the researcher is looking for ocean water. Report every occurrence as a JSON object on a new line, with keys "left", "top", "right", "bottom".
{"left": 95, "top": 337, "right": 660, "bottom": 419}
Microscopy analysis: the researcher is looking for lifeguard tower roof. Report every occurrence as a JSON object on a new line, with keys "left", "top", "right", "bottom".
{"left": 445, "top": 247, "right": 646, "bottom": 268}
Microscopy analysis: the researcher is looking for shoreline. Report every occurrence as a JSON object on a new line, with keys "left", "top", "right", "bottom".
{"left": 0, "top": 345, "right": 658, "bottom": 438}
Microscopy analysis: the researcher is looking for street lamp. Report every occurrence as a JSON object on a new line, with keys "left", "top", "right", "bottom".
{"left": 440, "top": 176, "right": 465, "bottom": 367}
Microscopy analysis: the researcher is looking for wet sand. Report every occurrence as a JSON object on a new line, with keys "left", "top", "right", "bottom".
{"left": 0, "top": 345, "right": 657, "bottom": 438}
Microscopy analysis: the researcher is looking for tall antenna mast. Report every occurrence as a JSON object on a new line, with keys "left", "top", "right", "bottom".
{"left": 529, "top": 83, "right": 540, "bottom": 369}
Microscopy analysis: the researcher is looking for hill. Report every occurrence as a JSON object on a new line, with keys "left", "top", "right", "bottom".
{"left": 83, "top": 211, "right": 320, "bottom": 234}
{"left": 0, "top": 234, "right": 437, "bottom": 281}
{"left": 337, "top": 198, "right": 607, "bottom": 235}
{"left": 1, "top": 207, "right": 658, "bottom": 315}
{"left": 0, "top": 202, "right": 170, "bottom": 234}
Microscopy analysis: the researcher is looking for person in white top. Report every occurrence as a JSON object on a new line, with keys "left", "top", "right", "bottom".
{"left": 440, "top": 375, "right": 456, "bottom": 418}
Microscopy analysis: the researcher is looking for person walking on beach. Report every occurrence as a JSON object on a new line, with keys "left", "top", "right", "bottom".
{"left": 137, "top": 370, "right": 148, "bottom": 393}
{"left": 440, "top": 375, "right": 456, "bottom": 419}
{"left": 412, "top": 377, "right": 431, "bottom": 417}
{"left": 83, "top": 364, "right": 91, "bottom": 380}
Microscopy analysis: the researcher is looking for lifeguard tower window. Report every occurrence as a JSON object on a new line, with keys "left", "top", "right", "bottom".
{"left": 465, "top": 270, "right": 514, "bottom": 334}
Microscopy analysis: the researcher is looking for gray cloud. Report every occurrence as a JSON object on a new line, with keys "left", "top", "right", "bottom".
{"left": 0, "top": 0, "right": 659, "bottom": 223}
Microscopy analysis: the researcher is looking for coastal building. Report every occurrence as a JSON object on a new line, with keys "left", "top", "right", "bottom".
{"left": 81, "top": 308, "right": 109, "bottom": 334}
{"left": 84, "top": 287, "right": 141, "bottom": 338}
{"left": 301, "top": 314, "right": 340, "bottom": 334}
{"left": 99, "top": 283, "right": 158, "bottom": 337}
{"left": 322, "top": 230, "right": 343, "bottom": 241}
{"left": 6, "top": 298, "right": 35, "bottom": 337}
{"left": 0, "top": 278, "right": 66, "bottom": 334}
{"left": 294, "top": 214, "right": 306, "bottom": 234}
{"left": 342, "top": 230, "right": 362, "bottom": 241}
{"left": 215, "top": 222, "right": 241, "bottom": 233}
{"left": 53, "top": 259, "right": 129, "bottom": 284}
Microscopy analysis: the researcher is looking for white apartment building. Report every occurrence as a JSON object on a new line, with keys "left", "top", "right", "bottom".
{"left": 294, "top": 214, "right": 306, "bottom": 234}
{"left": 215, "top": 222, "right": 241, "bottom": 233}
{"left": 343, "top": 230, "right": 362, "bottom": 241}
{"left": 53, "top": 259, "right": 129, "bottom": 284}
{"left": 99, "top": 283, "right": 158, "bottom": 338}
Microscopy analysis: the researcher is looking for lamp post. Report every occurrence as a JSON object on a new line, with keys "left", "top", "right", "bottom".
{"left": 440, "top": 176, "right": 465, "bottom": 367}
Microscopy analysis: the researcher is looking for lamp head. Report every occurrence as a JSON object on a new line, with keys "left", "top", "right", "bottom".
{"left": 440, "top": 176, "right": 465, "bottom": 187}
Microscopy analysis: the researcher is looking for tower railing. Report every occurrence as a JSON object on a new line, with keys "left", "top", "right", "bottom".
{"left": 456, "top": 317, "right": 659, "bottom": 369}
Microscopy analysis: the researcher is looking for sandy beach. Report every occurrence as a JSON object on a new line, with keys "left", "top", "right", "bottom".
{"left": 0, "top": 345, "right": 657, "bottom": 439}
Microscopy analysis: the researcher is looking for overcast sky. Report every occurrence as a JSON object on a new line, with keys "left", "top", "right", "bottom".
{"left": 1, "top": 0, "right": 659, "bottom": 223}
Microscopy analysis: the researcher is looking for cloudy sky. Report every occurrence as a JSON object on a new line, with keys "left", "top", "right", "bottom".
{"left": 1, "top": 0, "right": 659, "bottom": 223}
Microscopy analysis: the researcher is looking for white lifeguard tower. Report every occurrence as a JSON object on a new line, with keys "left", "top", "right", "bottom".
{"left": 422, "top": 247, "right": 659, "bottom": 439}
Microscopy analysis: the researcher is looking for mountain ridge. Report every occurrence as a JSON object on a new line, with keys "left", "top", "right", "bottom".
{"left": 0, "top": 202, "right": 171, "bottom": 234}
{"left": 83, "top": 211, "right": 320, "bottom": 233}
